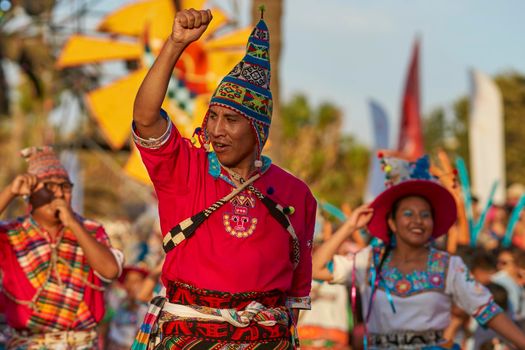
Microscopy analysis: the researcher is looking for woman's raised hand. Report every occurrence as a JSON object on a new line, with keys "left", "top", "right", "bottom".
{"left": 348, "top": 204, "right": 374, "bottom": 231}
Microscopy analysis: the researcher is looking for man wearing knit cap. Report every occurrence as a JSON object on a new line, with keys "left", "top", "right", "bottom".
{"left": 0, "top": 146, "right": 124, "bottom": 349}
{"left": 132, "top": 7, "right": 316, "bottom": 350}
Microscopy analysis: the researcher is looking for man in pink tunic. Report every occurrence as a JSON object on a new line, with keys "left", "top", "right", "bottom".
{"left": 132, "top": 7, "right": 316, "bottom": 350}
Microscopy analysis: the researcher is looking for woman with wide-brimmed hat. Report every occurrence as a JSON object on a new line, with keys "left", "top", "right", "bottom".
{"left": 313, "top": 155, "right": 525, "bottom": 349}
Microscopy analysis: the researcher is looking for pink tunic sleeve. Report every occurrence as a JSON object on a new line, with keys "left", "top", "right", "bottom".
{"left": 287, "top": 190, "right": 316, "bottom": 309}
{"left": 132, "top": 111, "right": 206, "bottom": 237}
{"left": 132, "top": 110, "right": 197, "bottom": 196}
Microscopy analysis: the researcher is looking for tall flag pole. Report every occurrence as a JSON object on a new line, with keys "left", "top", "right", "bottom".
{"left": 398, "top": 38, "right": 424, "bottom": 161}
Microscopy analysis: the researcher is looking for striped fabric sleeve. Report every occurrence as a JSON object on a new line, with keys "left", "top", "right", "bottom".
{"left": 473, "top": 298, "right": 503, "bottom": 326}
{"left": 91, "top": 223, "right": 124, "bottom": 282}
{"left": 94, "top": 248, "right": 124, "bottom": 283}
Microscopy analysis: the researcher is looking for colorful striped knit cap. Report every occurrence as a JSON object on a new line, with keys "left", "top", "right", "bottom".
{"left": 203, "top": 9, "right": 272, "bottom": 163}
{"left": 20, "top": 146, "right": 69, "bottom": 180}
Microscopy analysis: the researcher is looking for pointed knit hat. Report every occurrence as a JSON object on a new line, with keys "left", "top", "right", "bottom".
{"left": 20, "top": 146, "right": 69, "bottom": 180}
{"left": 203, "top": 8, "right": 272, "bottom": 163}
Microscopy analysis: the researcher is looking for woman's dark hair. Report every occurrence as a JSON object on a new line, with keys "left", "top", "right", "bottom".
{"left": 366, "top": 199, "right": 401, "bottom": 320}
{"left": 372, "top": 199, "right": 402, "bottom": 290}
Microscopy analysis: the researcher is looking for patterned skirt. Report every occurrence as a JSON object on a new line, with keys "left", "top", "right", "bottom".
{"left": 368, "top": 330, "right": 460, "bottom": 350}
{"left": 146, "top": 281, "right": 293, "bottom": 350}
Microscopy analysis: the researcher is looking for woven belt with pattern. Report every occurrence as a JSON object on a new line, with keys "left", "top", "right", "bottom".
{"left": 369, "top": 329, "right": 445, "bottom": 349}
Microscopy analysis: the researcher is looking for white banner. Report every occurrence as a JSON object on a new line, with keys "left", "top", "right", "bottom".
{"left": 469, "top": 69, "right": 505, "bottom": 204}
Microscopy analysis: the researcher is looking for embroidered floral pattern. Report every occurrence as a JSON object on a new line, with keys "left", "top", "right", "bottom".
{"left": 223, "top": 215, "right": 258, "bottom": 238}
{"left": 223, "top": 190, "right": 258, "bottom": 238}
{"left": 394, "top": 280, "right": 412, "bottom": 294}
{"left": 377, "top": 248, "right": 449, "bottom": 297}
{"left": 463, "top": 266, "right": 476, "bottom": 283}
{"left": 429, "top": 273, "right": 444, "bottom": 287}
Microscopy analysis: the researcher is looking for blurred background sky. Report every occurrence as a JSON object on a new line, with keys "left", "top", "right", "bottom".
{"left": 69, "top": 0, "right": 525, "bottom": 146}
{"left": 276, "top": 0, "right": 525, "bottom": 147}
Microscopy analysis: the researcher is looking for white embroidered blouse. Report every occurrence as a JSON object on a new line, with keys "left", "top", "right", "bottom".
{"left": 331, "top": 245, "right": 502, "bottom": 335}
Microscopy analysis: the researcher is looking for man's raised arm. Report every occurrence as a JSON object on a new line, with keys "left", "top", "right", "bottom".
{"left": 133, "top": 8, "right": 212, "bottom": 139}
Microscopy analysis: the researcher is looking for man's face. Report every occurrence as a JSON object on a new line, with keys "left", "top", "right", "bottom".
{"left": 206, "top": 105, "right": 257, "bottom": 170}
{"left": 30, "top": 176, "right": 73, "bottom": 220}
{"left": 123, "top": 270, "right": 146, "bottom": 299}
{"left": 497, "top": 251, "right": 516, "bottom": 272}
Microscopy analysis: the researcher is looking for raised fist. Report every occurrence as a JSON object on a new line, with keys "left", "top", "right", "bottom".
{"left": 171, "top": 8, "right": 213, "bottom": 45}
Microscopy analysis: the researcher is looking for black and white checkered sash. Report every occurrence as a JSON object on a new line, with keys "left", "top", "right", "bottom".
{"left": 162, "top": 172, "right": 300, "bottom": 269}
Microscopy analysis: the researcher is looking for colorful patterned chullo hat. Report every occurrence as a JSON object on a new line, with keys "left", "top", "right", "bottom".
{"left": 367, "top": 155, "right": 457, "bottom": 243}
{"left": 202, "top": 9, "right": 272, "bottom": 166}
{"left": 20, "top": 146, "right": 69, "bottom": 180}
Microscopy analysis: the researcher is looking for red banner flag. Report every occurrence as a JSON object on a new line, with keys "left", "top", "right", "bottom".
{"left": 398, "top": 39, "right": 424, "bottom": 160}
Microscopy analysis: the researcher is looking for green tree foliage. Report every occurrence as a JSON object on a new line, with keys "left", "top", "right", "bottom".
{"left": 496, "top": 73, "right": 525, "bottom": 185}
{"left": 269, "top": 94, "right": 370, "bottom": 206}
{"left": 450, "top": 97, "right": 469, "bottom": 164}
{"left": 423, "top": 107, "right": 446, "bottom": 153}
{"left": 422, "top": 99, "right": 469, "bottom": 167}
{"left": 423, "top": 71, "right": 525, "bottom": 186}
